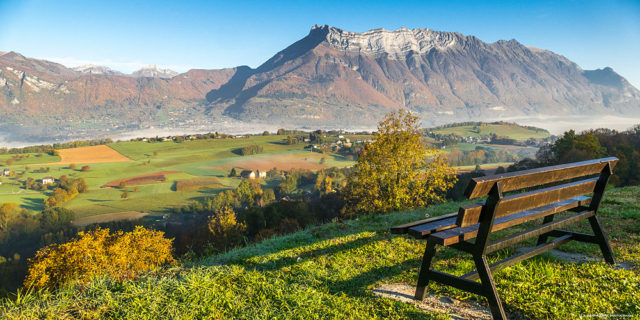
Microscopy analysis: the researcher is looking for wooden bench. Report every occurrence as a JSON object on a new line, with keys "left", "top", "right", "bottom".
{"left": 391, "top": 157, "right": 618, "bottom": 320}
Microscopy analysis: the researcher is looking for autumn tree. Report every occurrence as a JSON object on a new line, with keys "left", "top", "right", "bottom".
{"left": 208, "top": 206, "right": 246, "bottom": 252}
{"left": 24, "top": 227, "right": 174, "bottom": 289}
{"left": 343, "top": 109, "right": 457, "bottom": 215}
{"left": 236, "top": 179, "right": 263, "bottom": 207}
{"left": 0, "top": 202, "right": 22, "bottom": 231}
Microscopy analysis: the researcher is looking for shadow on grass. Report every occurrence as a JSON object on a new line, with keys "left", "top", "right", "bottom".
{"left": 212, "top": 233, "right": 379, "bottom": 272}
{"left": 21, "top": 197, "right": 44, "bottom": 211}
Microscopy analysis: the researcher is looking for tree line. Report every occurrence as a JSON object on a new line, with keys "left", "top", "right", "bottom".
{"left": 508, "top": 125, "right": 640, "bottom": 186}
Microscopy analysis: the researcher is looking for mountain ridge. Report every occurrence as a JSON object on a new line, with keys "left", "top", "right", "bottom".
{"left": 1, "top": 25, "right": 639, "bottom": 142}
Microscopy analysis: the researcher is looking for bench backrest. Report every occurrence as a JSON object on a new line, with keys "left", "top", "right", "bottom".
{"left": 456, "top": 157, "right": 618, "bottom": 227}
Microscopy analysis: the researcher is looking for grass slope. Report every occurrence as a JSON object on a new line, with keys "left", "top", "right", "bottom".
{"left": 2, "top": 186, "right": 639, "bottom": 319}
{"left": 432, "top": 123, "right": 550, "bottom": 140}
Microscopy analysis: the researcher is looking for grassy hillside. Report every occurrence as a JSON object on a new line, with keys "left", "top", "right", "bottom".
{"left": 431, "top": 122, "right": 550, "bottom": 140}
{"left": 2, "top": 186, "right": 638, "bottom": 319}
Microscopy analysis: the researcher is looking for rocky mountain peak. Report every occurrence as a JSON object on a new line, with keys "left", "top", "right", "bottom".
{"left": 73, "top": 64, "right": 123, "bottom": 75}
{"left": 132, "top": 64, "right": 178, "bottom": 79}
{"left": 311, "top": 25, "right": 459, "bottom": 58}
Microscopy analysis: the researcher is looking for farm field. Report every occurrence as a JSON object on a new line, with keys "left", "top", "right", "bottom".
{"left": 72, "top": 211, "right": 150, "bottom": 227}
{"left": 0, "top": 135, "right": 357, "bottom": 222}
{"left": 44, "top": 145, "right": 132, "bottom": 165}
{"left": 431, "top": 122, "right": 550, "bottom": 140}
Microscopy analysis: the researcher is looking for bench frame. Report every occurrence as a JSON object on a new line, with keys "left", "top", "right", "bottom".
{"left": 391, "top": 158, "right": 618, "bottom": 319}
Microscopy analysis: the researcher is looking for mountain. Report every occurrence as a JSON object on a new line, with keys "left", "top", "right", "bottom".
{"left": 73, "top": 64, "right": 124, "bottom": 76}
{"left": 207, "top": 25, "right": 640, "bottom": 126}
{"left": 1, "top": 25, "right": 639, "bottom": 142}
{"left": 132, "top": 65, "right": 178, "bottom": 79}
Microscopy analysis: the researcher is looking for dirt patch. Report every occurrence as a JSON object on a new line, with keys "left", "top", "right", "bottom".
{"left": 72, "top": 211, "right": 149, "bottom": 227}
{"left": 102, "top": 171, "right": 181, "bottom": 188}
{"left": 373, "top": 283, "right": 493, "bottom": 319}
{"left": 43, "top": 145, "right": 132, "bottom": 165}
{"left": 174, "top": 177, "right": 224, "bottom": 191}
{"left": 212, "top": 154, "right": 329, "bottom": 172}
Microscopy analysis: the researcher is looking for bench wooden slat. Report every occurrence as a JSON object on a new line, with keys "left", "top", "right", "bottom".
{"left": 464, "top": 157, "right": 618, "bottom": 199}
{"left": 457, "top": 177, "right": 598, "bottom": 227}
{"left": 390, "top": 212, "right": 458, "bottom": 234}
{"left": 484, "top": 209, "right": 595, "bottom": 253}
{"left": 462, "top": 234, "right": 573, "bottom": 281}
{"left": 429, "top": 196, "right": 591, "bottom": 245}
{"left": 406, "top": 216, "right": 458, "bottom": 238}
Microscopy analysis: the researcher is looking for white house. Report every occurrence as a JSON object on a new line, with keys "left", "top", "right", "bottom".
{"left": 240, "top": 170, "right": 256, "bottom": 179}
{"left": 41, "top": 176, "right": 55, "bottom": 185}
{"left": 2, "top": 169, "right": 10, "bottom": 176}
{"left": 256, "top": 170, "right": 267, "bottom": 179}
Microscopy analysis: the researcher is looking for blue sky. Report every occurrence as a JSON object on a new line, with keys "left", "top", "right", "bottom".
{"left": 1, "top": 0, "right": 639, "bottom": 88}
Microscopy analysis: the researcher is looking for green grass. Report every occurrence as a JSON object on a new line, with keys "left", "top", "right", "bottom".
{"left": 0, "top": 153, "right": 60, "bottom": 166}
{"left": 432, "top": 123, "right": 550, "bottom": 141}
{"left": 453, "top": 162, "right": 514, "bottom": 171}
{"left": 2, "top": 186, "right": 639, "bottom": 319}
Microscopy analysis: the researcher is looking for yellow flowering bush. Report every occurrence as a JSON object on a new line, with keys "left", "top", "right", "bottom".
{"left": 24, "top": 226, "right": 175, "bottom": 289}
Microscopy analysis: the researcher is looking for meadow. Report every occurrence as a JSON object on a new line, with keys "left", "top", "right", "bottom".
{"left": 2, "top": 185, "right": 637, "bottom": 319}
{"left": 430, "top": 123, "right": 550, "bottom": 140}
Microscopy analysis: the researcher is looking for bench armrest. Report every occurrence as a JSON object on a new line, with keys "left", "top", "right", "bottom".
{"left": 391, "top": 212, "right": 458, "bottom": 234}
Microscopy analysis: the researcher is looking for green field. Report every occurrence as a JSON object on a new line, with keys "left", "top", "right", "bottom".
{"left": 3, "top": 186, "right": 638, "bottom": 319}
{"left": 431, "top": 123, "right": 550, "bottom": 140}
{"left": 0, "top": 136, "right": 357, "bottom": 220}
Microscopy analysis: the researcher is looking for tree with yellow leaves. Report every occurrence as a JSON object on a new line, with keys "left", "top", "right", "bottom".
{"left": 208, "top": 206, "right": 246, "bottom": 252}
{"left": 343, "top": 109, "right": 457, "bottom": 215}
{"left": 24, "top": 226, "right": 175, "bottom": 289}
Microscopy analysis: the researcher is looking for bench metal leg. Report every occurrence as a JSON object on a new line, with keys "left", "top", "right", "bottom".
{"left": 474, "top": 254, "right": 507, "bottom": 320}
{"left": 536, "top": 214, "right": 555, "bottom": 245}
{"left": 588, "top": 215, "right": 615, "bottom": 265}
{"left": 414, "top": 241, "right": 436, "bottom": 301}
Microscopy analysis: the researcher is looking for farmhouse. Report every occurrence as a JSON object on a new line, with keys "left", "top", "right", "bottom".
{"left": 2, "top": 169, "right": 10, "bottom": 176}
{"left": 256, "top": 170, "right": 267, "bottom": 179}
{"left": 41, "top": 176, "right": 55, "bottom": 185}
{"left": 240, "top": 170, "right": 256, "bottom": 179}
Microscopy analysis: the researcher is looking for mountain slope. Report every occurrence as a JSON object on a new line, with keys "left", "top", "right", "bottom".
{"left": 1, "top": 25, "right": 639, "bottom": 142}
{"left": 209, "top": 25, "right": 640, "bottom": 127}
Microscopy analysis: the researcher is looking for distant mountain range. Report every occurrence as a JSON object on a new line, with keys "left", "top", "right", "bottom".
{"left": 1, "top": 25, "right": 639, "bottom": 143}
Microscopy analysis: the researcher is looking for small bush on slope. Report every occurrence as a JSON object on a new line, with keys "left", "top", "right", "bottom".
{"left": 23, "top": 226, "right": 175, "bottom": 289}
{"left": 2, "top": 187, "right": 639, "bottom": 319}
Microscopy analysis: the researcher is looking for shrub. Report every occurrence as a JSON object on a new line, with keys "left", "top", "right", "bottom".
{"left": 80, "top": 166, "right": 90, "bottom": 172}
{"left": 240, "top": 145, "right": 263, "bottom": 156}
{"left": 24, "top": 227, "right": 174, "bottom": 289}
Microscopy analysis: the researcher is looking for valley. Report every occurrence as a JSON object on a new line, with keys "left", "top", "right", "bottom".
{"left": 0, "top": 122, "right": 547, "bottom": 226}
